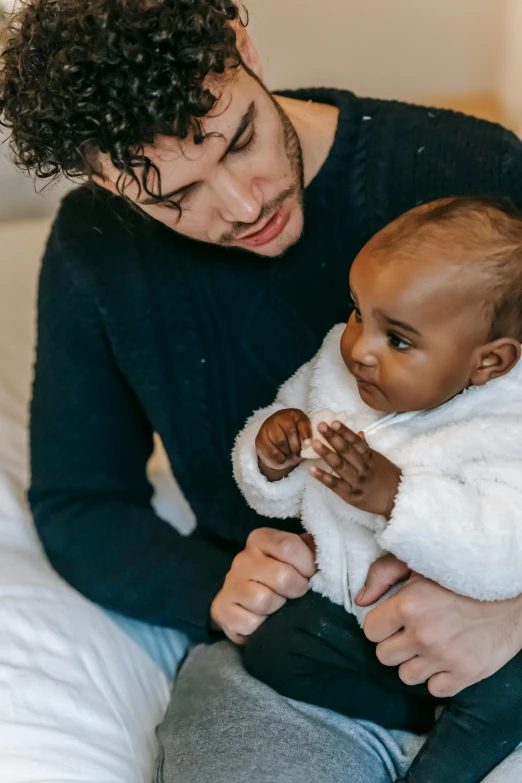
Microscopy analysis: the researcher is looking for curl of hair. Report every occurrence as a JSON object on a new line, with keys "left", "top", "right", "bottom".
{"left": 0, "top": 0, "right": 245, "bottom": 198}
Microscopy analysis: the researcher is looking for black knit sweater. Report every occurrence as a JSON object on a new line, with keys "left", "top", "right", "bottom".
{"left": 29, "top": 89, "right": 522, "bottom": 642}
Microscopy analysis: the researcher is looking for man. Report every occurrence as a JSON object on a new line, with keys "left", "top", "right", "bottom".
{"left": 2, "top": 1, "right": 522, "bottom": 781}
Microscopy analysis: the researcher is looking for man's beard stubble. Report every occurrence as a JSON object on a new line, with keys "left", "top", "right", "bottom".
{"left": 219, "top": 81, "right": 305, "bottom": 247}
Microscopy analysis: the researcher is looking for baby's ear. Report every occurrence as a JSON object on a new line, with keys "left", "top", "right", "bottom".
{"left": 470, "top": 339, "right": 521, "bottom": 387}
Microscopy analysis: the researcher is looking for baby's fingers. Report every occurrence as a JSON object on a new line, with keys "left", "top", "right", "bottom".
{"left": 258, "top": 430, "right": 290, "bottom": 467}
{"left": 278, "top": 413, "right": 311, "bottom": 457}
{"left": 276, "top": 421, "right": 301, "bottom": 457}
{"left": 265, "top": 424, "right": 294, "bottom": 460}
{"left": 309, "top": 464, "right": 356, "bottom": 501}
{"left": 331, "top": 421, "right": 370, "bottom": 455}
{"left": 297, "top": 416, "right": 312, "bottom": 447}
{"left": 317, "top": 423, "right": 367, "bottom": 476}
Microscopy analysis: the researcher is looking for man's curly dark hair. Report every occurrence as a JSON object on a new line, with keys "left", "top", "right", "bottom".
{"left": 0, "top": 0, "right": 246, "bottom": 197}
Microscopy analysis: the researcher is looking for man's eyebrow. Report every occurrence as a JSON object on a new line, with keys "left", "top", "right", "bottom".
{"left": 139, "top": 102, "right": 256, "bottom": 207}
{"left": 140, "top": 184, "right": 193, "bottom": 207}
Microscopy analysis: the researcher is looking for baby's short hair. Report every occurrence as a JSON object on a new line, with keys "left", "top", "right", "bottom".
{"left": 372, "top": 195, "right": 522, "bottom": 342}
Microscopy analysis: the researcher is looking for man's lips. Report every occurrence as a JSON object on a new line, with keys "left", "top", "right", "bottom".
{"left": 237, "top": 206, "right": 290, "bottom": 247}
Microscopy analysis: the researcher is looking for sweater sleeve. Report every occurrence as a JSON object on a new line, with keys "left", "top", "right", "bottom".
{"left": 29, "top": 231, "right": 235, "bottom": 643}
{"left": 232, "top": 360, "right": 313, "bottom": 519}
{"left": 378, "top": 460, "right": 522, "bottom": 601}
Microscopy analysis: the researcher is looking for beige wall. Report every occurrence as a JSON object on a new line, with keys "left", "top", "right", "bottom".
{"left": 498, "top": 0, "right": 522, "bottom": 133}
{"left": 247, "top": 0, "right": 506, "bottom": 101}
{"left": 0, "top": 0, "right": 512, "bottom": 220}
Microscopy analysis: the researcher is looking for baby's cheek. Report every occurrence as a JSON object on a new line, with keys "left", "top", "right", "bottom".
{"left": 400, "top": 372, "right": 450, "bottom": 412}
{"left": 383, "top": 373, "right": 422, "bottom": 411}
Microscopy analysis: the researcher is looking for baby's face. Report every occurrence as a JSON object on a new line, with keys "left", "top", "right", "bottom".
{"left": 341, "top": 245, "right": 490, "bottom": 413}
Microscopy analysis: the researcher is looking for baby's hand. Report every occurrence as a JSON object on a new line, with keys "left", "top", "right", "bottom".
{"left": 256, "top": 409, "right": 312, "bottom": 481}
{"left": 306, "top": 421, "right": 402, "bottom": 518}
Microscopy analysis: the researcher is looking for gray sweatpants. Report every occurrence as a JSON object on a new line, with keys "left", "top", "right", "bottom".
{"left": 155, "top": 641, "right": 522, "bottom": 783}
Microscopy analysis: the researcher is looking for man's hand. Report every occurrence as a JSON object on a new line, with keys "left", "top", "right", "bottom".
{"left": 255, "top": 409, "right": 311, "bottom": 481}
{"left": 210, "top": 528, "right": 317, "bottom": 645}
{"left": 358, "top": 555, "right": 522, "bottom": 698}
{"left": 307, "top": 421, "right": 401, "bottom": 518}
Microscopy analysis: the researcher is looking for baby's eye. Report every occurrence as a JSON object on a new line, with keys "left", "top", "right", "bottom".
{"left": 388, "top": 332, "right": 411, "bottom": 351}
{"left": 353, "top": 307, "right": 362, "bottom": 323}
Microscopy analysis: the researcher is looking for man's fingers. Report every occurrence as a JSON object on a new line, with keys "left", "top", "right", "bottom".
{"left": 247, "top": 528, "right": 317, "bottom": 580}
{"left": 427, "top": 671, "right": 463, "bottom": 699}
{"left": 241, "top": 553, "right": 310, "bottom": 599}
{"left": 398, "top": 656, "right": 439, "bottom": 687}
{"left": 227, "top": 631, "right": 249, "bottom": 646}
{"left": 356, "top": 554, "right": 411, "bottom": 606}
{"left": 363, "top": 591, "right": 404, "bottom": 643}
{"left": 300, "top": 532, "right": 317, "bottom": 557}
{"left": 221, "top": 603, "right": 266, "bottom": 642}
{"left": 237, "top": 579, "right": 287, "bottom": 616}
{"left": 215, "top": 528, "right": 317, "bottom": 645}
{"left": 375, "top": 629, "right": 418, "bottom": 667}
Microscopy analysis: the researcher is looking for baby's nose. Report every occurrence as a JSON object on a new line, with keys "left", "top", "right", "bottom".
{"left": 350, "top": 337, "right": 378, "bottom": 368}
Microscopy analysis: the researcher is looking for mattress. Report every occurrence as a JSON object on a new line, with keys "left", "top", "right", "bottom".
{"left": 0, "top": 217, "right": 192, "bottom": 782}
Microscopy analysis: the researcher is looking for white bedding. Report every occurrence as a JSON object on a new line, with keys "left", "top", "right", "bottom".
{"left": 0, "top": 218, "right": 192, "bottom": 782}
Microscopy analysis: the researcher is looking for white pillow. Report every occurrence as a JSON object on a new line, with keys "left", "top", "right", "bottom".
{"left": 0, "top": 217, "right": 189, "bottom": 782}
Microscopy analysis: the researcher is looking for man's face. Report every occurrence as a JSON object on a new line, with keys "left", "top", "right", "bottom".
{"left": 99, "top": 68, "right": 305, "bottom": 258}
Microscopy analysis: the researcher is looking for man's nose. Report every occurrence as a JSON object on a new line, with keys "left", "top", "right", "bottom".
{"left": 213, "top": 169, "right": 263, "bottom": 224}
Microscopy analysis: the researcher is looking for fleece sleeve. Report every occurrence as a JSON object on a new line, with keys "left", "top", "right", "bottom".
{"left": 232, "top": 360, "right": 313, "bottom": 520}
{"left": 378, "top": 460, "right": 522, "bottom": 601}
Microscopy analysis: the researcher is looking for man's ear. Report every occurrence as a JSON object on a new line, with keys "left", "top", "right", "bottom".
{"left": 470, "top": 339, "right": 521, "bottom": 386}
{"left": 231, "top": 19, "right": 263, "bottom": 79}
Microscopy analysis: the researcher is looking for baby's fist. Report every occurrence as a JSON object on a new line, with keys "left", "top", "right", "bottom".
{"left": 256, "top": 409, "right": 312, "bottom": 479}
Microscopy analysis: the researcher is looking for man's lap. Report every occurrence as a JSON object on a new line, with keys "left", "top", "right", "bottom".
{"left": 156, "top": 640, "right": 522, "bottom": 783}
{"left": 156, "top": 640, "right": 421, "bottom": 783}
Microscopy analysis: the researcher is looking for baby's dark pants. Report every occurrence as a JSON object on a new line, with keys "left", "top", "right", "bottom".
{"left": 244, "top": 591, "right": 522, "bottom": 783}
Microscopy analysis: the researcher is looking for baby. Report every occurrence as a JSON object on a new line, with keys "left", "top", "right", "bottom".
{"left": 233, "top": 196, "right": 522, "bottom": 783}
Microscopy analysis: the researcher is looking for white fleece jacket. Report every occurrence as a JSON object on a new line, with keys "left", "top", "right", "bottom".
{"left": 233, "top": 324, "right": 522, "bottom": 623}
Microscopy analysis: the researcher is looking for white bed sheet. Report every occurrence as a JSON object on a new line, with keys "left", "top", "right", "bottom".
{"left": 0, "top": 218, "right": 191, "bottom": 782}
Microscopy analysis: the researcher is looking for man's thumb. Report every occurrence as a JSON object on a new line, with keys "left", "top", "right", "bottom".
{"left": 355, "top": 554, "right": 411, "bottom": 606}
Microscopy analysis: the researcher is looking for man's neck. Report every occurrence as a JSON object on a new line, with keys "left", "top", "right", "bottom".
{"left": 274, "top": 94, "right": 339, "bottom": 188}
